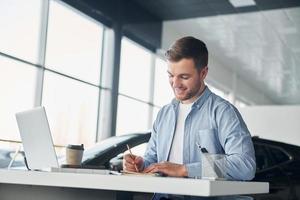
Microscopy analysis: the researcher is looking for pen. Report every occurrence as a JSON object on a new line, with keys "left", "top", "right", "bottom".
{"left": 196, "top": 143, "right": 208, "bottom": 153}
{"left": 201, "top": 147, "right": 208, "bottom": 153}
{"left": 126, "top": 144, "right": 139, "bottom": 172}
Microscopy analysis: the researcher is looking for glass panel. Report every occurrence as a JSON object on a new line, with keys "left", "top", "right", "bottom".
{"left": 42, "top": 71, "right": 99, "bottom": 148}
{"left": 0, "top": 55, "right": 37, "bottom": 141}
{"left": 0, "top": 0, "right": 42, "bottom": 63}
{"left": 116, "top": 95, "right": 149, "bottom": 136}
{"left": 46, "top": 0, "right": 103, "bottom": 85}
{"left": 119, "top": 38, "right": 152, "bottom": 102}
{"left": 153, "top": 57, "right": 174, "bottom": 106}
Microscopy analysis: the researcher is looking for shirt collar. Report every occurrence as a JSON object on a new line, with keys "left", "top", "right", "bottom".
{"left": 171, "top": 86, "right": 212, "bottom": 110}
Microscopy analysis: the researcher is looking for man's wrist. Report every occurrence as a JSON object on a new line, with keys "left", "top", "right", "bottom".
{"left": 181, "top": 165, "right": 188, "bottom": 177}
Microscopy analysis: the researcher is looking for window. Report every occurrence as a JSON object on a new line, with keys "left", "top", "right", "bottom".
{"left": 153, "top": 57, "right": 174, "bottom": 107}
{"left": 119, "top": 38, "right": 152, "bottom": 102}
{"left": 42, "top": 71, "right": 99, "bottom": 148}
{"left": 0, "top": 0, "right": 43, "bottom": 63}
{"left": 0, "top": 56, "right": 37, "bottom": 141}
{"left": 46, "top": 0, "right": 103, "bottom": 85}
{"left": 116, "top": 95, "right": 150, "bottom": 135}
{"left": 42, "top": 0, "right": 105, "bottom": 147}
{"left": 117, "top": 37, "right": 153, "bottom": 135}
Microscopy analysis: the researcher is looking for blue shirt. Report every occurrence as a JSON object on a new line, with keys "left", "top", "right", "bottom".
{"left": 143, "top": 86, "right": 256, "bottom": 180}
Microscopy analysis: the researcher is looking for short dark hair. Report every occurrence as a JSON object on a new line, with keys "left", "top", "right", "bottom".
{"left": 165, "top": 36, "right": 208, "bottom": 70}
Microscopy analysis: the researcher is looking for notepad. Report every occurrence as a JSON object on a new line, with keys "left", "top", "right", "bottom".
{"left": 121, "top": 171, "right": 161, "bottom": 177}
{"left": 51, "top": 167, "right": 111, "bottom": 174}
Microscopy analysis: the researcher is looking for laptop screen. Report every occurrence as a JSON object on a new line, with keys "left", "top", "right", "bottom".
{"left": 15, "top": 107, "right": 59, "bottom": 170}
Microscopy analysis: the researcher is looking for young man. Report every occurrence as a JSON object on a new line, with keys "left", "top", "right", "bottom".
{"left": 124, "top": 36, "right": 256, "bottom": 181}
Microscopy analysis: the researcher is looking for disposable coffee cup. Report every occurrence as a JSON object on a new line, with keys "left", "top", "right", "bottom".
{"left": 65, "top": 144, "right": 84, "bottom": 166}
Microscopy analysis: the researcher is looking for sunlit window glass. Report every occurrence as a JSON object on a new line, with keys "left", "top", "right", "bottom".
{"left": 119, "top": 38, "right": 152, "bottom": 102}
{"left": 0, "top": 56, "right": 37, "bottom": 141}
{"left": 46, "top": 0, "right": 103, "bottom": 85}
{"left": 0, "top": 0, "right": 42, "bottom": 63}
{"left": 42, "top": 71, "right": 99, "bottom": 147}
{"left": 116, "top": 95, "right": 150, "bottom": 136}
{"left": 153, "top": 57, "right": 174, "bottom": 107}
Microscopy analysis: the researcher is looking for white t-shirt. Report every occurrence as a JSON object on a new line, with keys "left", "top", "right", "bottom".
{"left": 168, "top": 102, "right": 192, "bottom": 164}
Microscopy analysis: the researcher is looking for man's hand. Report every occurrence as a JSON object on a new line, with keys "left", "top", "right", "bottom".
{"left": 123, "top": 154, "right": 144, "bottom": 172}
{"left": 143, "top": 161, "right": 188, "bottom": 177}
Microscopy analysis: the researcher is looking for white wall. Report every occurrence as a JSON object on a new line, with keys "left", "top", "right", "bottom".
{"left": 161, "top": 21, "right": 273, "bottom": 105}
{"left": 239, "top": 106, "right": 300, "bottom": 146}
{"left": 206, "top": 54, "right": 272, "bottom": 104}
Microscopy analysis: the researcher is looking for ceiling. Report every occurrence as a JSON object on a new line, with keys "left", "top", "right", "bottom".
{"left": 131, "top": 0, "right": 300, "bottom": 104}
{"left": 133, "top": 0, "right": 300, "bottom": 20}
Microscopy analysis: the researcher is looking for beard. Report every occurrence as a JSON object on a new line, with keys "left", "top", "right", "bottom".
{"left": 173, "top": 82, "right": 204, "bottom": 102}
{"left": 174, "top": 89, "right": 198, "bottom": 101}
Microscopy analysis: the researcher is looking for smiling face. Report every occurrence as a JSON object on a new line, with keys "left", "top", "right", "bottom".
{"left": 168, "top": 58, "right": 208, "bottom": 104}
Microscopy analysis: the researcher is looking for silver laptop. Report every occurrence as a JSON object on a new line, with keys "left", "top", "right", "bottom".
{"left": 15, "top": 107, "right": 59, "bottom": 170}
{"left": 15, "top": 107, "right": 111, "bottom": 174}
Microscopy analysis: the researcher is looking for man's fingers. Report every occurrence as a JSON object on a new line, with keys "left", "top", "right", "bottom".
{"left": 143, "top": 162, "right": 185, "bottom": 177}
{"left": 144, "top": 163, "right": 170, "bottom": 174}
{"left": 144, "top": 164, "right": 160, "bottom": 173}
{"left": 124, "top": 162, "right": 136, "bottom": 171}
{"left": 124, "top": 154, "right": 141, "bottom": 165}
{"left": 124, "top": 160, "right": 136, "bottom": 168}
{"left": 134, "top": 156, "right": 143, "bottom": 164}
{"left": 123, "top": 154, "right": 144, "bottom": 172}
{"left": 123, "top": 154, "right": 142, "bottom": 172}
{"left": 143, "top": 166, "right": 152, "bottom": 173}
{"left": 124, "top": 154, "right": 134, "bottom": 162}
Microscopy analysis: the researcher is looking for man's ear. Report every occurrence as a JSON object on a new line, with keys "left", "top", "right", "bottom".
{"left": 200, "top": 66, "right": 208, "bottom": 79}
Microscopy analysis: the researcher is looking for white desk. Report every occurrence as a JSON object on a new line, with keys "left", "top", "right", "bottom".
{"left": 0, "top": 169, "right": 268, "bottom": 200}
